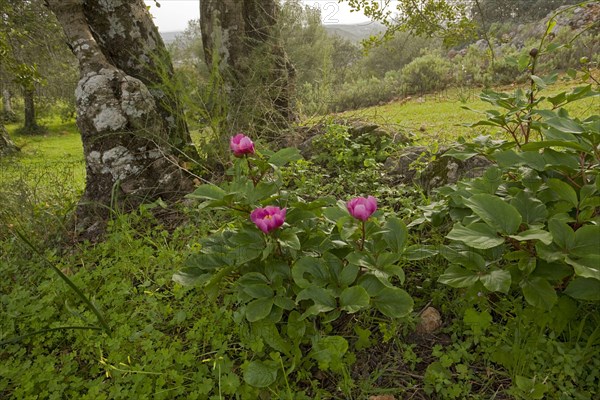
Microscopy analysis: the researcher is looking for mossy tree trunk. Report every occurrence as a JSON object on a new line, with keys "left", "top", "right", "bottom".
{"left": 0, "top": 123, "right": 19, "bottom": 156}
{"left": 45, "top": 0, "right": 196, "bottom": 239}
{"left": 22, "top": 87, "right": 40, "bottom": 133}
{"left": 200, "top": 0, "right": 296, "bottom": 137}
{"left": 1, "top": 89, "right": 17, "bottom": 122}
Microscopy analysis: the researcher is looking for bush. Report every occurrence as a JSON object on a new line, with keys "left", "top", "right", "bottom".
{"left": 401, "top": 54, "right": 453, "bottom": 94}
{"left": 328, "top": 74, "right": 402, "bottom": 112}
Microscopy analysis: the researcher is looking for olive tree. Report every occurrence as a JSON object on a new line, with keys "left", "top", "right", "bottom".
{"left": 199, "top": 0, "right": 297, "bottom": 137}
{"left": 45, "top": 0, "right": 197, "bottom": 238}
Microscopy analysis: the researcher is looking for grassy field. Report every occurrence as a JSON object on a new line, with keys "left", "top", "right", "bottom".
{"left": 340, "top": 81, "right": 599, "bottom": 145}
{"left": 1, "top": 80, "right": 599, "bottom": 399}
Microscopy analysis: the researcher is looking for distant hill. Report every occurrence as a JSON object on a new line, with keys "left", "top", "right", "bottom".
{"left": 160, "top": 31, "right": 180, "bottom": 44}
{"left": 160, "top": 22, "right": 386, "bottom": 45}
{"left": 323, "top": 22, "right": 386, "bottom": 42}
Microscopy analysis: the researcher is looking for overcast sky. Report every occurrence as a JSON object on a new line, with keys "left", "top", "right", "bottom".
{"left": 144, "top": 1, "right": 381, "bottom": 32}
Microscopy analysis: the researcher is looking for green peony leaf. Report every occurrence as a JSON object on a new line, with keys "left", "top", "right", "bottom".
{"left": 439, "top": 265, "right": 480, "bottom": 288}
{"left": 383, "top": 216, "right": 408, "bottom": 253}
{"left": 564, "top": 278, "right": 600, "bottom": 301}
{"left": 373, "top": 287, "right": 413, "bottom": 318}
{"left": 243, "top": 361, "right": 278, "bottom": 388}
{"left": 479, "top": 269, "right": 511, "bottom": 293}
{"left": 339, "top": 286, "right": 370, "bottom": 313}
{"left": 520, "top": 277, "right": 557, "bottom": 310}
{"left": 447, "top": 223, "right": 504, "bottom": 249}
{"left": 245, "top": 298, "right": 274, "bottom": 322}
{"left": 464, "top": 194, "right": 522, "bottom": 234}
{"left": 547, "top": 179, "right": 578, "bottom": 208}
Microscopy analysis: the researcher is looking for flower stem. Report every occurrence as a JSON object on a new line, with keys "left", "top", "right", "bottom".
{"left": 246, "top": 156, "right": 258, "bottom": 186}
{"left": 359, "top": 220, "right": 366, "bottom": 251}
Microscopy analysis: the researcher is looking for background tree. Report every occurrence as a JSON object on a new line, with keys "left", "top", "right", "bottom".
{"left": 472, "top": 0, "right": 582, "bottom": 23}
{"left": 0, "top": 0, "right": 75, "bottom": 134}
{"left": 45, "top": 0, "right": 196, "bottom": 238}
{"left": 199, "top": 0, "right": 296, "bottom": 138}
{"left": 345, "top": 0, "right": 477, "bottom": 47}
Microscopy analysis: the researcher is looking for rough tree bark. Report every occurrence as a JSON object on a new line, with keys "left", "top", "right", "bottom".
{"left": 200, "top": 0, "right": 296, "bottom": 136}
{"left": 1, "top": 89, "right": 17, "bottom": 122}
{"left": 45, "top": 0, "right": 195, "bottom": 238}
{"left": 0, "top": 122, "right": 19, "bottom": 156}
{"left": 22, "top": 87, "right": 40, "bottom": 133}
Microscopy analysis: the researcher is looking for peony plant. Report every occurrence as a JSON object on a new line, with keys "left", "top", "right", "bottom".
{"left": 174, "top": 134, "right": 416, "bottom": 390}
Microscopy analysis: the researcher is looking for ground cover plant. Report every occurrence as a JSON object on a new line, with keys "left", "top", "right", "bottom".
{"left": 1, "top": 6, "right": 599, "bottom": 398}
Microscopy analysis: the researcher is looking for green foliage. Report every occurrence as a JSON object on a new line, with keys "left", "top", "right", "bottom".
{"left": 346, "top": 0, "right": 477, "bottom": 47}
{"left": 401, "top": 53, "right": 453, "bottom": 95}
{"left": 436, "top": 41, "right": 599, "bottom": 309}
{"left": 176, "top": 140, "right": 415, "bottom": 391}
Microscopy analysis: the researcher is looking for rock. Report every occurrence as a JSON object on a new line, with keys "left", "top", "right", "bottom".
{"left": 384, "top": 145, "right": 493, "bottom": 193}
{"left": 416, "top": 307, "right": 442, "bottom": 334}
{"left": 369, "top": 396, "right": 396, "bottom": 400}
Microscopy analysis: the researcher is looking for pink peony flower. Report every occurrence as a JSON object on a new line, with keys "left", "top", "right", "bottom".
{"left": 230, "top": 133, "right": 255, "bottom": 157}
{"left": 251, "top": 206, "right": 286, "bottom": 234}
{"left": 347, "top": 196, "right": 377, "bottom": 221}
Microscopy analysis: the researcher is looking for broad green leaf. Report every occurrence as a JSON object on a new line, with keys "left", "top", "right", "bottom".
{"left": 242, "top": 284, "right": 274, "bottom": 299}
{"left": 246, "top": 298, "right": 274, "bottom": 322}
{"left": 531, "top": 75, "right": 546, "bottom": 89}
{"left": 566, "top": 256, "right": 600, "bottom": 281}
{"left": 572, "top": 225, "right": 600, "bottom": 257}
{"left": 544, "top": 117, "right": 584, "bottom": 134}
{"left": 273, "top": 296, "right": 296, "bottom": 310}
{"left": 243, "top": 361, "right": 278, "bottom": 388}
{"left": 547, "top": 179, "right": 578, "bottom": 208}
{"left": 338, "top": 264, "right": 360, "bottom": 287}
{"left": 464, "top": 194, "right": 522, "bottom": 234}
{"left": 447, "top": 223, "right": 504, "bottom": 249}
{"left": 509, "top": 229, "right": 552, "bottom": 245}
{"left": 520, "top": 277, "right": 557, "bottom": 310}
{"left": 172, "top": 267, "right": 211, "bottom": 287}
{"left": 438, "top": 265, "right": 480, "bottom": 288}
{"left": 358, "top": 274, "right": 385, "bottom": 296}
{"left": 548, "top": 219, "right": 575, "bottom": 251}
{"left": 521, "top": 140, "right": 587, "bottom": 152}
{"left": 296, "top": 287, "right": 336, "bottom": 308}
{"left": 292, "top": 257, "right": 328, "bottom": 288}
{"left": 439, "top": 246, "right": 486, "bottom": 270}
{"left": 186, "top": 184, "right": 226, "bottom": 200}
{"left": 339, "top": 286, "right": 370, "bottom": 313}
{"left": 510, "top": 191, "right": 547, "bottom": 225}
{"left": 373, "top": 287, "right": 413, "bottom": 318}
{"left": 268, "top": 147, "right": 302, "bottom": 167}
{"left": 278, "top": 230, "right": 301, "bottom": 250}
{"left": 564, "top": 278, "right": 600, "bottom": 301}
{"left": 252, "top": 322, "right": 290, "bottom": 354}
{"left": 376, "top": 252, "right": 402, "bottom": 269}
{"left": 250, "top": 181, "right": 279, "bottom": 202}
{"left": 383, "top": 217, "right": 408, "bottom": 253}
{"left": 404, "top": 245, "right": 438, "bottom": 260}
{"left": 480, "top": 269, "right": 511, "bottom": 293}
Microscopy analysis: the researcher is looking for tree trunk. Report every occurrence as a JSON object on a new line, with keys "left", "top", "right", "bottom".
{"left": 45, "top": 0, "right": 194, "bottom": 239}
{"left": 22, "top": 87, "right": 40, "bottom": 133}
{"left": 79, "top": 0, "right": 197, "bottom": 159}
{"left": 1, "top": 89, "right": 17, "bottom": 122}
{"left": 0, "top": 123, "right": 20, "bottom": 156}
{"left": 200, "top": 0, "right": 296, "bottom": 137}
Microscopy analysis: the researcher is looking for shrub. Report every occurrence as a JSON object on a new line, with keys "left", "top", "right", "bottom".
{"left": 401, "top": 53, "right": 453, "bottom": 94}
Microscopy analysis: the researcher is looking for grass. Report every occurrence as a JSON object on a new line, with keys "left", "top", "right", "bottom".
{"left": 1, "top": 79, "right": 599, "bottom": 399}
{"left": 3, "top": 116, "right": 85, "bottom": 192}
{"left": 340, "top": 79, "right": 599, "bottom": 146}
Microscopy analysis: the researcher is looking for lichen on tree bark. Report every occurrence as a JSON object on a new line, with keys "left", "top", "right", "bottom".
{"left": 200, "top": 0, "right": 297, "bottom": 137}
{"left": 46, "top": 0, "right": 194, "bottom": 239}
